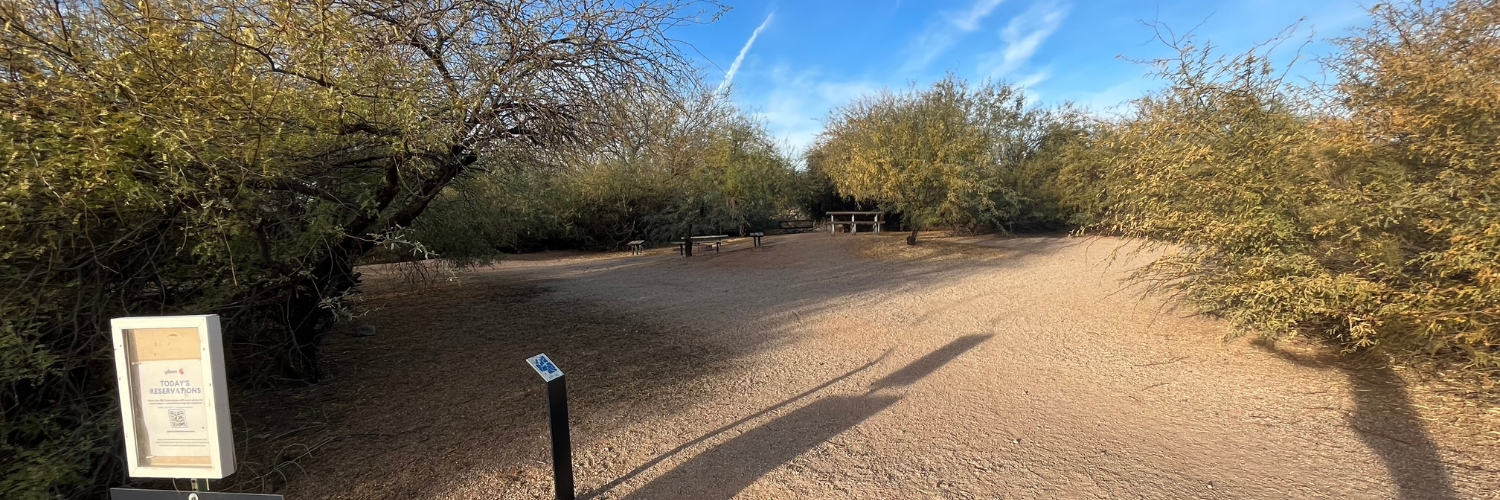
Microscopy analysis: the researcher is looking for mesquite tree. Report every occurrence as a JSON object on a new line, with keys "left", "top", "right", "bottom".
{"left": 814, "top": 76, "right": 1032, "bottom": 244}
{"left": 0, "top": 0, "right": 715, "bottom": 496}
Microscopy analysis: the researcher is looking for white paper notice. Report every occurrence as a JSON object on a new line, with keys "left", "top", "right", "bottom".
{"left": 134, "top": 359, "right": 211, "bottom": 460}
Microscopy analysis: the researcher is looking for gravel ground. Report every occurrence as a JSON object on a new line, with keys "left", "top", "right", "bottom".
{"left": 236, "top": 232, "right": 1500, "bottom": 499}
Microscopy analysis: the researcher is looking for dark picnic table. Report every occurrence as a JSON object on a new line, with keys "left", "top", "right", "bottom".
{"left": 669, "top": 235, "right": 729, "bottom": 255}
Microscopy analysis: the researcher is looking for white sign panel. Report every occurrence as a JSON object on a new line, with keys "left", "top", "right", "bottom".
{"left": 111, "top": 315, "right": 235, "bottom": 479}
{"left": 527, "top": 354, "right": 564, "bottom": 382}
{"left": 134, "top": 360, "right": 210, "bottom": 457}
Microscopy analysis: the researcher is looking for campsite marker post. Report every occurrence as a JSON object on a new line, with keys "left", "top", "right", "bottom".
{"left": 526, "top": 354, "right": 574, "bottom": 500}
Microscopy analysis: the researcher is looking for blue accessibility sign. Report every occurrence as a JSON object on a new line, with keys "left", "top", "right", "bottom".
{"left": 526, "top": 353, "right": 564, "bottom": 382}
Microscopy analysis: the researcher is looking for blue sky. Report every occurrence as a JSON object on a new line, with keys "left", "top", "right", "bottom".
{"left": 672, "top": 0, "right": 1374, "bottom": 153}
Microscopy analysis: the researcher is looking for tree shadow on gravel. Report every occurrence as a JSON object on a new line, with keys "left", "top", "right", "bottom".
{"left": 616, "top": 334, "right": 991, "bottom": 500}
{"left": 580, "top": 352, "right": 891, "bottom": 499}
{"left": 1254, "top": 341, "right": 1457, "bottom": 500}
{"left": 867, "top": 334, "right": 991, "bottom": 392}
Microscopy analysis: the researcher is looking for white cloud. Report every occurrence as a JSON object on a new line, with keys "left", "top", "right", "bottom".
{"left": 1067, "top": 76, "right": 1157, "bottom": 117}
{"left": 979, "top": 0, "right": 1070, "bottom": 81}
{"left": 1014, "top": 70, "right": 1051, "bottom": 89}
{"left": 748, "top": 66, "right": 881, "bottom": 155}
{"left": 719, "top": 12, "right": 776, "bottom": 94}
{"left": 903, "top": 31, "right": 961, "bottom": 73}
{"left": 953, "top": 0, "right": 1008, "bottom": 31}
{"left": 901, "top": 0, "right": 1008, "bottom": 72}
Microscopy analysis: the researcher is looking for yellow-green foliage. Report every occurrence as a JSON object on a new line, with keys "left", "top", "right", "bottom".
{"left": 818, "top": 76, "right": 996, "bottom": 240}
{"left": 411, "top": 92, "right": 800, "bottom": 257}
{"left": 815, "top": 76, "right": 1073, "bottom": 242}
{"left": 813, "top": 76, "right": 1084, "bottom": 241}
{"left": 1060, "top": 0, "right": 1499, "bottom": 368}
{"left": 0, "top": 0, "right": 703, "bottom": 497}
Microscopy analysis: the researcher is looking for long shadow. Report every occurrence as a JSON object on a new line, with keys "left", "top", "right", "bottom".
{"left": 1256, "top": 342, "right": 1457, "bottom": 500}
{"left": 1346, "top": 365, "right": 1458, "bottom": 500}
{"left": 868, "top": 334, "right": 992, "bottom": 392}
{"left": 581, "top": 351, "right": 891, "bottom": 499}
{"left": 618, "top": 334, "right": 992, "bottom": 500}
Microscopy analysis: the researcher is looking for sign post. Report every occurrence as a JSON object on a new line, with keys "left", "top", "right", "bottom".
{"left": 110, "top": 489, "right": 284, "bottom": 500}
{"left": 526, "top": 354, "right": 574, "bottom": 500}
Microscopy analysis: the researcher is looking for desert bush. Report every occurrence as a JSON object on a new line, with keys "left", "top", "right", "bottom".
{"left": 1059, "top": 0, "right": 1499, "bottom": 369}
{"left": 814, "top": 77, "right": 1008, "bottom": 243}
{"left": 798, "top": 146, "right": 865, "bottom": 220}
{"left": 411, "top": 91, "right": 800, "bottom": 256}
{"left": 995, "top": 105, "right": 1093, "bottom": 232}
{"left": 812, "top": 76, "right": 1081, "bottom": 243}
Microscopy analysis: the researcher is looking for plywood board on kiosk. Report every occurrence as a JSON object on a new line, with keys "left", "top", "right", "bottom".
{"left": 124, "top": 328, "right": 201, "bottom": 361}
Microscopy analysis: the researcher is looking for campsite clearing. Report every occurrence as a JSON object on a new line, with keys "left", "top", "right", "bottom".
{"left": 236, "top": 232, "right": 1500, "bottom": 500}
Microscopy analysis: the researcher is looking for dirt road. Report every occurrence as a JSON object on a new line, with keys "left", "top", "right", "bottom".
{"left": 238, "top": 233, "right": 1499, "bottom": 499}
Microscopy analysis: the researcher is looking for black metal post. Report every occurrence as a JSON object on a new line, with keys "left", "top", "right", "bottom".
{"left": 547, "top": 376, "right": 574, "bottom": 500}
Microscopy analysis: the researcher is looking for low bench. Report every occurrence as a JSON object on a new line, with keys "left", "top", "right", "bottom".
{"left": 627, "top": 240, "right": 646, "bottom": 255}
{"left": 749, "top": 232, "right": 765, "bottom": 247}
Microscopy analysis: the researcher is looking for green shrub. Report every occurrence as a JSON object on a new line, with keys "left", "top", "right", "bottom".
{"left": 1058, "top": 0, "right": 1499, "bottom": 369}
{"left": 412, "top": 94, "right": 801, "bottom": 256}
{"left": 812, "top": 76, "right": 1076, "bottom": 243}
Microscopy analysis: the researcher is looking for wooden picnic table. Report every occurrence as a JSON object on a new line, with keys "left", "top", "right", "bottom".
{"left": 669, "top": 235, "right": 729, "bottom": 255}
{"left": 826, "top": 211, "right": 883, "bottom": 234}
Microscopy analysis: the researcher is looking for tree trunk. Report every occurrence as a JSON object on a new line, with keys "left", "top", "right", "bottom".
{"left": 277, "top": 155, "right": 471, "bottom": 383}
{"left": 731, "top": 198, "right": 745, "bottom": 237}
{"left": 907, "top": 225, "right": 919, "bottom": 246}
{"left": 283, "top": 251, "right": 358, "bottom": 382}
